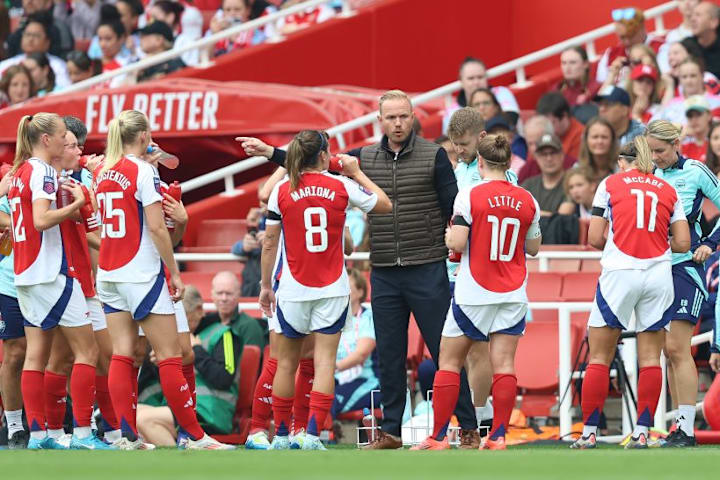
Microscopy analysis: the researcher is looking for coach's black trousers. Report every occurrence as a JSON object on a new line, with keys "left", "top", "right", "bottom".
{"left": 370, "top": 261, "right": 477, "bottom": 437}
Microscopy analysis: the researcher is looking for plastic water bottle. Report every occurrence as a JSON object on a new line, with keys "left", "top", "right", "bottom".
{"left": 161, "top": 181, "right": 182, "bottom": 231}
{"left": 79, "top": 184, "right": 99, "bottom": 232}
{"left": 362, "top": 408, "right": 376, "bottom": 442}
{"left": 57, "top": 171, "right": 72, "bottom": 208}
{"left": 146, "top": 146, "right": 180, "bottom": 170}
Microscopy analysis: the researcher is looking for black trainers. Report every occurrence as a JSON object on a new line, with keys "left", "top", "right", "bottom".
{"left": 8, "top": 430, "right": 29, "bottom": 449}
{"left": 661, "top": 428, "right": 696, "bottom": 448}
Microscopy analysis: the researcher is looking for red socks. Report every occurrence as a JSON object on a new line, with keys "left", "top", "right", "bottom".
{"left": 70, "top": 363, "right": 96, "bottom": 428}
{"left": 22, "top": 370, "right": 47, "bottom": 433}
{"left": 44, "top": 370, "right": 68, "bottom": 430}
{"left": 132, "top": 366, "right": 139, "bottom": 421}
{"left": 158, "top": 357, "right": 204, "bottom": 441}
{"left": 95, "top": 375, "right": 119, "bottom": 430}
{"left": 581, "top": 363, "right": 610, "bottom": 427}
{"left": 637, "top": 366, "right": 662, "bottom": 427}
{"left": 431, "top": 370, "right": 460, "bottom": 440}
{"left": 306, "top": 391, "right": 333, "bottom": 437}
{"left": 272, "top": 394, "right": 294, "bottom": 437}
{"left": 182, "top": 363, "right": 197, "bottom": 411}
{"left": 109, "top": 355, "right": 138, "bottom": 438}
{"left": 488, "top": 374, "right": 517, "bottom": 440}
{"left": 293, "top": 358, "right": 314, "bottom": 433}
{"left": 250, "top": 357, "right": 277, "bottom": 433}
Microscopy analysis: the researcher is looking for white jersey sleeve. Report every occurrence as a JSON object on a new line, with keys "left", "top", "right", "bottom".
{"left": 266, "top": 179, "right": 283, "bottom": 225}
{"left": 453, "top": 186, "right": 472, "bottom": 225}
{"left": 340, "top": 176, "right": 377, "bottom": 214}
{"left": 526, "top": 196, "right": 541, "bottom": 239}
{"left": 592, "top": 178, "right": 610, "bottom": 218}
{"left": 670, "top": 195, "right": 687, "bottom": 223}
{"left": 135, "top": 162, "right": 163, "bottom": 207}
{"left": 30, "top": 162, "right": 57, "bottom": 202}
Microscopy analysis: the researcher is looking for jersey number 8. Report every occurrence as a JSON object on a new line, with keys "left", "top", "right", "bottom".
{"left": 96, "top": 192, "right": 126, "bottom": 239}
{"left": 304, "top": 207, "right": 328, "bottom": 253}
{"left": 488, "top": 215, "right": 520, "bottom": 262}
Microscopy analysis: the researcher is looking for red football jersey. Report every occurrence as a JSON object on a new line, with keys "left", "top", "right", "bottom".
{"left": 453, "top": 180, "right": 540, "bottom": 305}
{"left": 593, "top": 170, "right": 685, "bottom": 270}
{"left": 267, "top": 172, "right": 377, "bottom": 301}
{"left": 59, "top": 176, "right": 95, "bottom": 298}
{"left": 94, "top": 155, "right": 164, "bottom": 283}
{"left": 681, "top": 138, "right": 707, "bottom": 164}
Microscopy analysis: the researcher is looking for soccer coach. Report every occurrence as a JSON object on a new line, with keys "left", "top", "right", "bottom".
{"left": 241, "top": 90, "right": 478, "bottom": 449}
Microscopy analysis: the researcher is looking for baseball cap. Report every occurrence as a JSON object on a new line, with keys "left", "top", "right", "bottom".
{"left": 685, "top": 95, "right": 711, "bottom": 115}
{"left": 140, "top": 21, "right": 174, "bottom": 43}
{"left": 631, "top": 64, "right": 658, "bottom": 82}
{"left": 485, "top": 115, "right": 511, "bottom": 133}
{"left": 535, "top": 133, "right": 562, "bottom": 153}
{"left": 594, "top": 86, "right": 631, "bottom": 107}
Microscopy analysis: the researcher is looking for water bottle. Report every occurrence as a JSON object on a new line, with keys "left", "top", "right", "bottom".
{"left": 56, "top": 171, "right": 72, "bottom": 208}
{"left": 161, "top": 181, "right": 182, "bottom": 231}
{"left": 79, "top": 184, "right": 99, "bottom": 232}
{"left": 146, "top": 146, "right": 180, "bottom": 170}
{"left": 362, "top": 408, "right": 376, "bottom": 442}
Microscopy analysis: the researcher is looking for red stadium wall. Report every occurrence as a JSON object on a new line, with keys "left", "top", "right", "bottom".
{"left": 173, "top": 0, "right": 673, "bottom": 92}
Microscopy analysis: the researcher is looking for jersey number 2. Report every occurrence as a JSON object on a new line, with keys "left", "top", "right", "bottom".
{"left": 96, "top": 192, "right": 126, "bottom": 239}
{"left": 9, "top": 197, "right": 26, "bottom": 242}
{"left": 304, "top": 207, "right": 328, "bottom": 253}
{"left": 630, "top": 189, "right": 658, "bottom": 232}
{"left": 488, "top": 215, "right": 520, "bottom": 262}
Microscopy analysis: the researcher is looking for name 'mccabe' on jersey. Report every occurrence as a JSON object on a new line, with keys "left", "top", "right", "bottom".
{"left": 592, "top": 170, "right": 686, "bottom": 270}
{"left": 93, "top": 155, "right": 164, "bottom": 283}
{"left": 267, "top": 172, "right": 377, "bottom": 301}
{"left": 453, "top": 179, "right": 540, "bottom": 305}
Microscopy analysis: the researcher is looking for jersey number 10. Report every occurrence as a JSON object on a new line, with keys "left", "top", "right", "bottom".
{"left": 488, "top": 215, "right": 520, "bottom": 262}
{"left": 630, "top": 189, "right": 658, "bottom": 232}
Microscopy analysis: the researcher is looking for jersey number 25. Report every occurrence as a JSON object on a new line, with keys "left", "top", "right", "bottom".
{"left": 96, "top": 192, "right": 126, "bottom": 239}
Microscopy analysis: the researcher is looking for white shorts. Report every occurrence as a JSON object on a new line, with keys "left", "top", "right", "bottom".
{"left": 588, "top": 261, "right": 674, "bottom": 332}
{"left": 267, "top": 311, "right": 280, "bottom": 334}
{"left": 98, "top": 274, "right": 174, "bottom": 321}
{"left": 442, "top": 300, "right": 527, "bottom": 341}
{"left": 17, "top": 274, "right": 90, "bottom": 330}
{"left": 138, "top": 301, "right": 188, "bottom": 337}
{"left": 87, "top": 296, "right": 107, "bottom": 332}
{"left": 274, "top": 296, "right": 349, "bottom": 337}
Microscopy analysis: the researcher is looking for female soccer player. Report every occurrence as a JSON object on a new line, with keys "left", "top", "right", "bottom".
{"left": 94, "top": 109, "right": 231, "bottom": 450}
{"left": 412, "top": 134, "right": 541, "bottom": 451}
{"left": 649, "top": 119, "right": 720, "bottom": 447}
{"left": 570, "top": 139, "right": 690, "bottom": 450}
{"left": 259, "top": 130, "right": 391, "bottom": 450}
{"left": 8, "top": 113, "right": 108, "bottom": 449}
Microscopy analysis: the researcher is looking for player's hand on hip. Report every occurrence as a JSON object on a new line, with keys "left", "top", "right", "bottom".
{"left": 236, "top": 137, "right": 273, "bottom": 158}
{"left": 259, "top": 287, "right": 276, "bottom": 317}
{"left": 710, "top": 353, "right": 720, "bottom": 373}
{"left": 692, "top": 245, "right": 713, "bottom": 263}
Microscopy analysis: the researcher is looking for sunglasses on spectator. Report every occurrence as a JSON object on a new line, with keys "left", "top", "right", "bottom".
{"left": 612, "top": 8, "right": 637, "bottom": 22}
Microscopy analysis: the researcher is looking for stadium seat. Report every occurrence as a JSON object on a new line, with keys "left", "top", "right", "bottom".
{"left": 196, "top": 219, "right": 248, "bottom": 248}
{"left": 184, "top": 260, "right": 245, "bottom": 274}
{"left": 560, "top": 272, "right": 599, "bottom": 301}
{"left": 526, "top": 272, "right": 563, "bottom": 301}
{"left": 180, "top": 272, "right": 217, "bottom": 301}
{"left": 580, "top": 259, "right": 602, "bottom": 272}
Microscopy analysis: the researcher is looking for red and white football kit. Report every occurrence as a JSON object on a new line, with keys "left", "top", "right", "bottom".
{"left": 9, "top": 158, "right": 89, "bottom": 329}
{"left": 443, "top": 179, "right": 540, "bottom": 340}
{"left": 589, "top": 169, "right": 686, "bottom": 332}
{"left": 94, "top": 155, "right": 174, "bottom": 320}
{"left": 266, "top": 171, "right": 377, "bottom": 336}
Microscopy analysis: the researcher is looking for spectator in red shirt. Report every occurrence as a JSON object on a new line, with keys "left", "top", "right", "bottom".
{"left": 516, "top": 115, "right": 577, "bottom": 183}
{"left": 628, "top": 64, "right": 663, "bottom": 124}
{"left": 682, "top": 95, "right": 712, "bottom": 162}
{"left": 705, "top": 121, "right": 720, "bottom": 174}
{"left": 577, "top": 116, "right": 620, "bottom": 182}
{"left": 556, "top": 45, "right": 602, "bottom": 107}
{"left": 536, "top": 91, "right": 584, "bottom": 158}
{"left": 596, "top": 7, "right": 664, "bottom": 86}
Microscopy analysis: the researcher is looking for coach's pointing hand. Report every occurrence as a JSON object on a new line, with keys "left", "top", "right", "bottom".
{"left": 236, "top": 137, "right": 274, "bottom": 158}
{"left": 692, "top": 245, "right": 713, "bottom": 264}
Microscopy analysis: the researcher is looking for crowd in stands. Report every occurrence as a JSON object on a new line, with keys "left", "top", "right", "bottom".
{"left": 0, "top": 0, "right": 353, "bottom": 107}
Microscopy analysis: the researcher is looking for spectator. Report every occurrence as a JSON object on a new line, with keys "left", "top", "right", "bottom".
{"left": 469, "top": 87, "right": 501, "bottom": 122}
{"left": 5, "top": 0, "right": 74, "bottom": 59}
{"left": 595, "top": 86, "right": 646, "bottom": 146}
{"left": 149, "top": 0, "right": 202, "bottom": 66}
{"left": 137, "top": 20, "right": 185, "bottom": 82}
{"left": 577, "top": 116, "right": 620, "bottom": 181}
{"left": 0, "top": 64, "right": 34, "bottom": 109}
{"left": 705, "top": 121, "right": 720, "bottom": 174}
{"left": 136, "top": 286, "right": 244, "bottom": 445}
{"left": 657, "top": 0, "right": 700, "bottom": 72}
{"left": 333, "top": 268, "right": 380, "bottom": 417}
{"left": 0, "top": 13, "right": 70, "bottom": 88}
{"left": 277, "top": 0, "right": 335, "bottom": 36}
{"left": 96, "top": 18, "right": 134, "bottom": 87}
{"left": 665, "top": 38, "right": 720, "bottom": 97}
{"left": 516, "top": 115, "right": 576, "bottom": 183}
{"left": 556, "top": 45, "right": 602, "bottom": 108}
{"left": 484, "top": 115, "right": 525, "bottom": 174}
{"left": 536, "top": 91, "right": 584, "bottom": 158}
{"left": 596, "top": 7, "right": 664, "bottom": 86}
{"left": 563, "top": 167, "right": 597, "bottom": 219}
{"left": 412, "top": 116, "right": 423, "bottom": 137}
{"left": 22, "top": 51, "right": 54, "bottom": 95}
{"left": 65, "top": 50, "right": 102, "bottom": 84}
{"left": 55, "top": 0, "right": 104, "bottom": 41}
{"left": 653, "top": 58, "right": 720, "bottom": 124}
{"left": 442, "top": 57, "right": 520, "bottom": 133}
{"left": 434, "top": 135, "right": 458, "bottom": 169}
{"left": 521, "top": 133, "right": 574, "bottom": 216}
{"left": 682, "top": 95, "right": 712, "bottom": 162}
{"left": 208, "top": 0, "right": 264, "bottom": 57}
{"left": 687, "top": 1, "right": 720, "bottom": 79}
{"left": 601, "top": 42, "right": 662, "bottom": 92}
{"left": 231, "top": 207, "right": 265, "bottom": 297}
{"left": 88, "top": 4, "right": 136, "bottom": 61}
{"left": 197, "top": 271, "right": 267, "bottom": 345}
{"left": 628, "top": 64, "right": 663, "bottom": 124}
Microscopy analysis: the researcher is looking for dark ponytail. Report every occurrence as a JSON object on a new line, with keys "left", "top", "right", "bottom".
{"left": 285, "top": 130, "right": 329, "bottom": 190}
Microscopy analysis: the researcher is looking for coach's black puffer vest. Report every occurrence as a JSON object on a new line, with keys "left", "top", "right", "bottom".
{"left": 360, "top": 133, "right": 448, "bottom": 267}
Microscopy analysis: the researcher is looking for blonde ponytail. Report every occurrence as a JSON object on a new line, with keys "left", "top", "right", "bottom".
{"left": 12, "top": 112, "right": 62, "bottom": 174}
{"left": 633, "top": 136, "right": 654, "bottom": 174}
{"left": 103, "top": 117, "right": 124, "bottom": 173}
{"left": 101, "top": 110, "right": 149, "bottom": 174}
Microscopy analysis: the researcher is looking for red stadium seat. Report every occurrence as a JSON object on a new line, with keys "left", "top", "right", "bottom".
{"left": 560, "top": 272, "right": 599, "bottom": 301}
{"left": 180, "top": 271, "right": 220, "bottom": 301}
{"left": 184, "top": 260, "right": 245, "bottom": 274}
{"left": 196, "top": 219, "right": 248, "bottom": 248}
{"left": 580, "top": 259, "right": 602, "bottom": 272}
{"left": 526, "top": 272, "right": 563, "bottom": 301}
